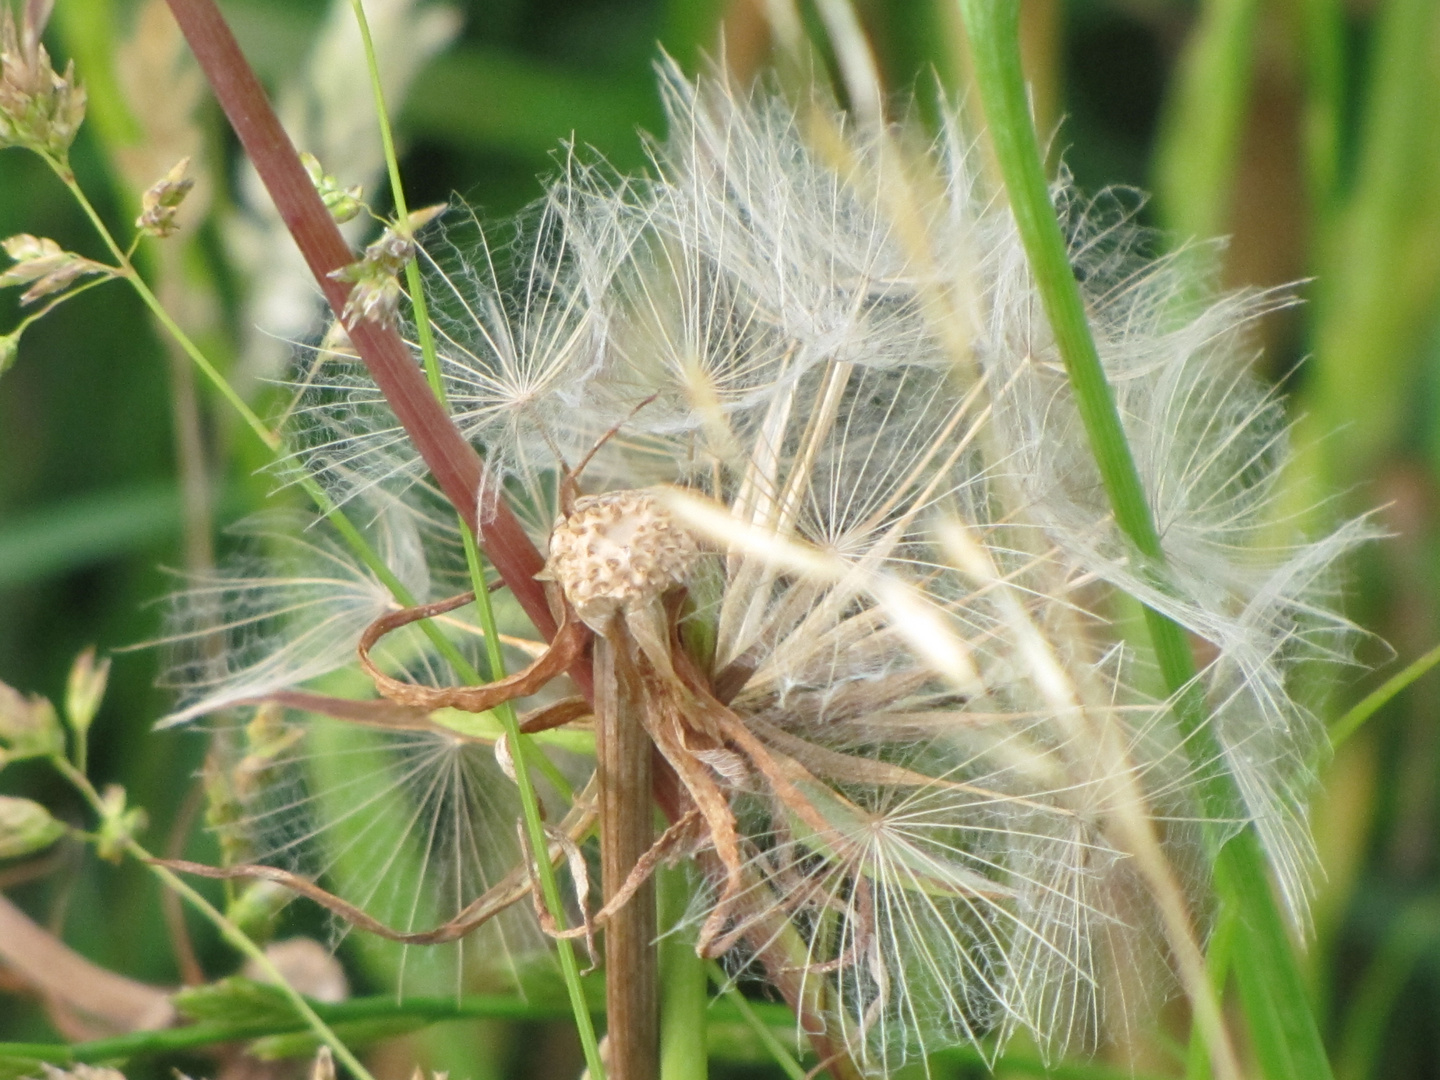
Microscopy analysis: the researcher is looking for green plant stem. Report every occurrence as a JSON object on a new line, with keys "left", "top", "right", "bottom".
{"left": 344, "top": 0, "right": 446, "bottom": 402}
{"left": 345, "top": 4, "right": 608, "bottom": 1066}
{"left": 0, "top": 992, "right": 791, "bottom": 1068}
{"left": 1331, "top": 640, "right": 1440, "bottom": 748}
{"left": 0, "top": 998, "right": 586, "bottom": 1067}
{"left": 956, "top": 5, "right": 1332, "bottom": 1080}
{"left": 42, "top": 154, "right": 486, "bottom": 684}
{"left": 47, "top": 159, "right": 262, "bottom": 446}
{"left": 7, "top": 274, "right": 116, "bottom": 339}
{"left": 50, "top": 757, "right": 377, "bottom": 1080}
{"left": 0, "top": 985, "right": 1177, "bottom": 1080}
{"left": 462, "top": 525, "right": 607, "bottom": 1080}
{"left": 705, "top": 963, "right": 804, "bottom": 1080}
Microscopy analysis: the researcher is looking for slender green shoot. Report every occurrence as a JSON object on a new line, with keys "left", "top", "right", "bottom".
{"left": 956, "top": 5, "right": 1333, "bottom": 1080}
{"left": 348, "top": 3, "right": 607, "bottom": 1070}
{"left": 346, "top": 0, "right": 445, "bottom": 400}
{"left": 461, "top": 525, "right": 608, "bottom": 1080}
{"left": 1330, "top": 640, "right": 1440, "bottom": 748}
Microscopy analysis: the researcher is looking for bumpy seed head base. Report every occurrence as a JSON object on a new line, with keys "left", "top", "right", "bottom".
{"left": 545, "top": 488, "right": 700, "bottom": 634}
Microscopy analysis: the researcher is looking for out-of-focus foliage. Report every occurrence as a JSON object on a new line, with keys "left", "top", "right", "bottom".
{"left": 3, "top": 1, "right": 1440, "bottom": 1078}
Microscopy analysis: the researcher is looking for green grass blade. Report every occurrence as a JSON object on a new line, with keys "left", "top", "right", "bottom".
{"left": 955, "top": 4, "right": 1334, "bottom": 1078}
{"left": 1153, "top": 0, "right": 1260, "bottom": 242}
{"left": 1330, "top": 640, "right": 1440, "bottom": 748}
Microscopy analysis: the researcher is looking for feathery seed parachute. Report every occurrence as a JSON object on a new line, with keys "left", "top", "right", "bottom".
{"left": 160, "top": 66, "right": 1369, "bottom": 1071}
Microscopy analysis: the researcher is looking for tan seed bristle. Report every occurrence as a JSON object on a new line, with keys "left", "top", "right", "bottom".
{"left": 546, "top": 488, "right": 699, "bottom": 631}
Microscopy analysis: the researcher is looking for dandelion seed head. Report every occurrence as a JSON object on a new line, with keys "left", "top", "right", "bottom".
{"left": 162, "top": 59, "right": 1375, "bottom": 1074}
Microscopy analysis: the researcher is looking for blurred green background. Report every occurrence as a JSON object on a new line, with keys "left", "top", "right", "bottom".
{"left": 3, "top": 0, "right": 1440, "bottom": 1077}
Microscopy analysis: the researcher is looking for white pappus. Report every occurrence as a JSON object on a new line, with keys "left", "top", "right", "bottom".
{"left": 160, "top": 62, "right": 1371, "bottom": 1073}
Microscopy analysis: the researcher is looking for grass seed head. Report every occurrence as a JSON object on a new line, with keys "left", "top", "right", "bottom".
{"left": 0, "top": 2, "right": 86, "bottom": 160}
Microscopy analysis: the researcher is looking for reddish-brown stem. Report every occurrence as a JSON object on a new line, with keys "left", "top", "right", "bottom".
{"left": 160, "top": 0, "right": 561, "bottom": 648}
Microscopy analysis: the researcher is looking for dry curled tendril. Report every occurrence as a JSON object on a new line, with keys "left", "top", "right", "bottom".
{"left": 354, "top": 486, "right": 1014, "bottom": 963}
{"left": 167, "top": 481, "right": 1022, "bottom": 978}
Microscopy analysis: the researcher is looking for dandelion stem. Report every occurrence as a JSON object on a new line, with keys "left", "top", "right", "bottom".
{"left": 957, "top": 5, "right": 1333, "bottom": 1079}
{"left": 49, "top": 757, "right": 378, "bottom": 1080}
{"left": 594, "top": 632, "right": 658, "bottom": 1080}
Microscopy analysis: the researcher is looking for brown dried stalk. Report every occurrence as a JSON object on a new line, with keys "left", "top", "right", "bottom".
{"left": 591, "top": 623, "right": 658, "bottom": 1080}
